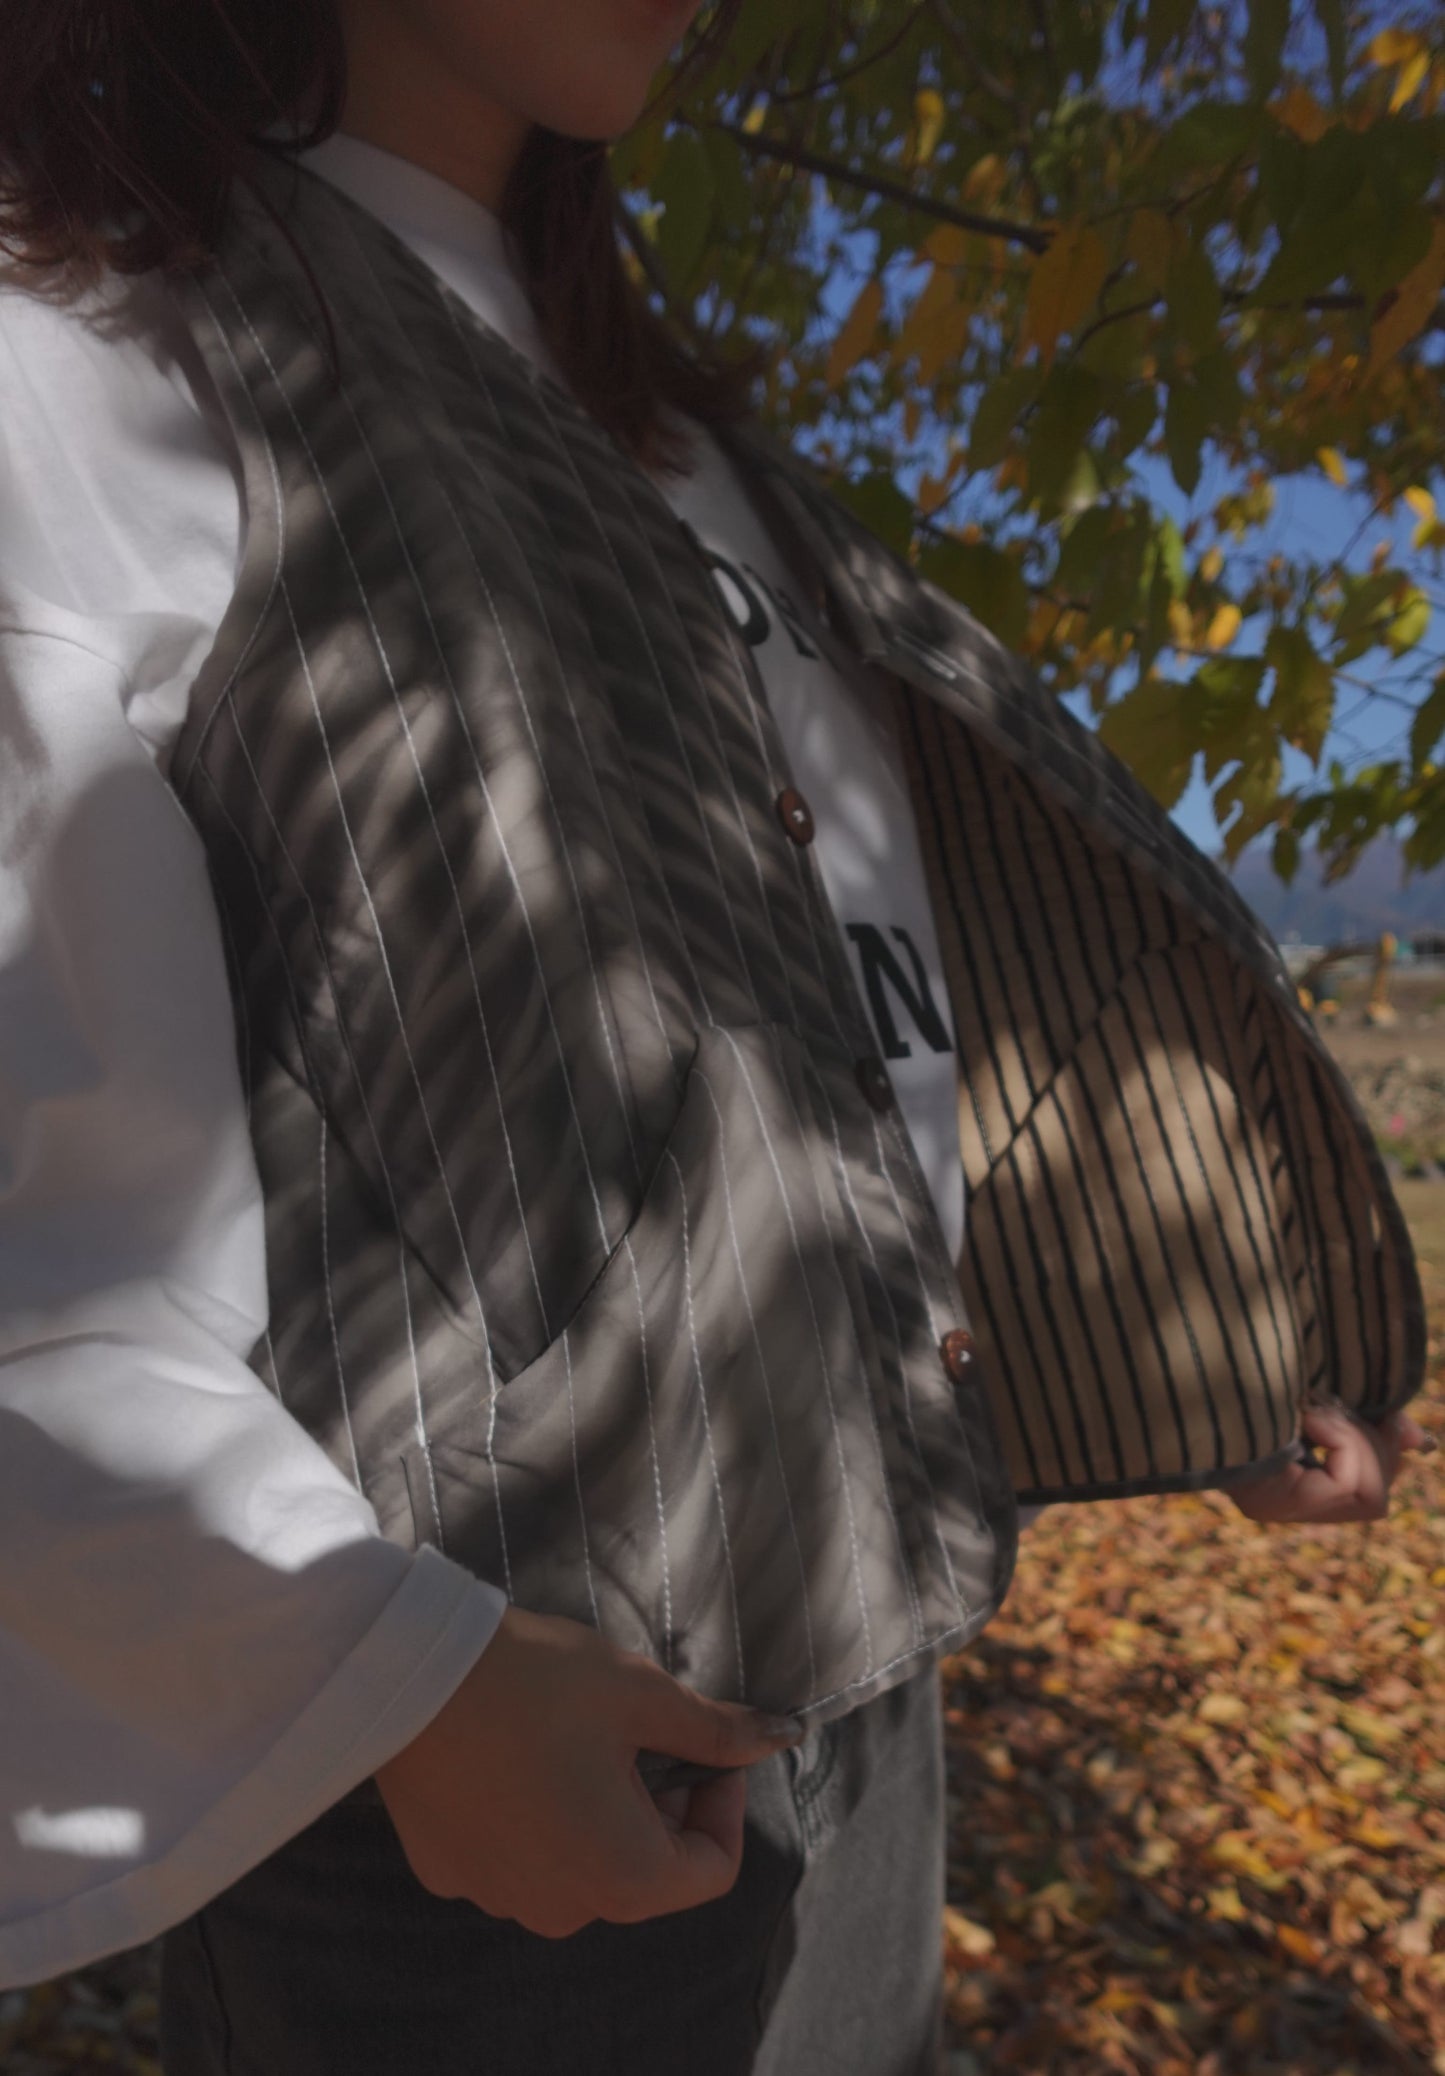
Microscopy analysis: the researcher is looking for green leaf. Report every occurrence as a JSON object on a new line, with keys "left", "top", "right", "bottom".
{"left": 722, "top": 0, "right": 807, "bottom": 75}
{"left": 1216, "top": 742, "right": 1283, "bottom": 860}
{"left": 1087, "top": 509, "right": 1156, "bottom": 636}
{"left": 1245, "top": 0, "right": 1291, "bottom": 100}
{"left": 653, "top": 132, "right": 715, "bottom": 287}
{"left": 1272, "top": 824, "right": 1301, "bottom": 884}
{"left": 1098, "top": 680, "right": 1199, "bottom": 808}
{"left": 1053, "top": 448, "right": 1104, "bottom": 516}
{"left": 1332, "top": 570, "right": 1399, "bottom": 663}
{"left": 1025, "top": 367, "right": 1104, "bottom": 508}
{"left": 1166, "top": 244, "right": 1223, "bottom": 354}
{"left": 1155, "top": 514, "right": 1187, "bottom": 598}
{"left": 1409, "top": 672, "right": 1445, "bottom": 773}
{"left": 1164, "top": 381, "right": 1209, "bottom": 495}
{"left": 1192, "top": 656, "right": 1269, "bottom": 780}
{"left": 1314, "top": 0, "right": 1347, "bottom": 103}
{"left": 1153, "top": 102, "right": 1261, "bottom": 179}
{"left": 1077, "top": 311, "right": 1155, "bottom": 382}
{"left": 1405, "top": 773, "right": 1445, "bottom": 871}
{"left": 1054, "top": 506, "right": 1116, "bottom": 594}
{"left": 1111, "top": 384, "right": 1159, "bottom": 459}
{"left": 922, "top": 539, "right": 1031, "bottom": 653}
{"left": 1192, "top": 351, "right": 1245, "bottom": 437}
{"left": 1265, "top": 625, "right": 1333, "bottom": 765}
{"left": 1259, "top": 129, "right": 1308, "bottom": 232}
{"left": 1253, "top": 214, "right": 1348, "bottom": 301}
{"left": 969, "top": 369, "right": 1041, "bottom": 470}
{"left": 835, "top": 471, "right": 915, "bottom": 558}
{"left": 703, "top": 129, "right": 753, "bottom": 231}
{"left": 1386, "top": 586, "right": 1431, "bottom": 655}
{"left": 1195, "top": 656, "right": 1269, "bottom": 703}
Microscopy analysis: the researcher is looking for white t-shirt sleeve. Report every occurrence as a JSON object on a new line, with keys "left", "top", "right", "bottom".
{"left": 0, "top": 293, "right": 506, "bottom": 1988}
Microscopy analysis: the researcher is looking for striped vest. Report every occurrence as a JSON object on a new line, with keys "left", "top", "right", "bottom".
{"left": 167, "top": 155, "right": 1422, "bottom": 1725}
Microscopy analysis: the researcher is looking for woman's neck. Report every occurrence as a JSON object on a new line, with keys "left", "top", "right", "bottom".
{"left": 334, "top": 2, "right": 530, "bottom": 212}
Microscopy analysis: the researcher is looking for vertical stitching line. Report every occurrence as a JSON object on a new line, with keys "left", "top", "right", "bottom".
{"left": 664, "top": 1149, "right": 746, "bottom": 1702}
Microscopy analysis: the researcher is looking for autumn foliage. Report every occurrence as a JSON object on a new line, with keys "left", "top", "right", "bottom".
{"left": 936, "top": 1192, "right": 1445, "bottom": 2072}
{"left": 630, "top": 0, "right": 1445, "bottom": 879}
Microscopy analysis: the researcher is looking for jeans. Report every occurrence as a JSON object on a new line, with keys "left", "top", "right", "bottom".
{"left": 159, "top": 1663, "right": 945, "bottom": 2076}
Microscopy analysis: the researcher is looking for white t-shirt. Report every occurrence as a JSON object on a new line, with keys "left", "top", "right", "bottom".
{"left": 0, "top": 133, "right": 975, "bottom": 1983}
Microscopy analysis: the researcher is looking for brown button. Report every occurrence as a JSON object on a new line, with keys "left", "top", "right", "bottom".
{"left": 776, "top": 787, "right": 815, "bottom": 846}
{"left": 855, "top": 1054, "right": 895, "bottom": 1113}
{"left": 940, "top": 1329, "right": 975, "bottom": 1385}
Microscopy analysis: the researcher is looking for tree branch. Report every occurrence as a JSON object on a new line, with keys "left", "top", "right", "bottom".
{"left": 766, "top": 5, "right": 930, "bottom": 105}
{"left": 706, "top": 120, "right": 1050, "bottom": 253}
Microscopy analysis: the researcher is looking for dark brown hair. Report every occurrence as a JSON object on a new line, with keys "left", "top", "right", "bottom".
{"left": 0, "top": 0, "right": 755, "bottom": 465}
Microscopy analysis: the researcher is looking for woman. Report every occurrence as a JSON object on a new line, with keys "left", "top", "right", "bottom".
{"left": 0, "top": 3, "right": 1429, "bottom": 2070}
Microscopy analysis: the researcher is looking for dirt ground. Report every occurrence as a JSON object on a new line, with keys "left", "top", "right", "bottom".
{"left": 1314, "top": 972, "right": 1445, "bottom": 1173}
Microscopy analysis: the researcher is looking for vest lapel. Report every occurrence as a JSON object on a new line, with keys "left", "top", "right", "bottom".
{"left": 722, "top": 425, "right": 1425, "bottom": 1501}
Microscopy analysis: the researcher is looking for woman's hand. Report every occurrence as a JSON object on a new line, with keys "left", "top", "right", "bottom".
{"left": 1229, "top": 1402, "right": 1433, "bottom": 1526}
{"left": 372, "top": 1605, "right": 804, "bottom": 1939}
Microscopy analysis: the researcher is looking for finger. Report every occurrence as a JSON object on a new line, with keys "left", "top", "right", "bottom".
{"left": 609, "top": 1773, "right": 749, "bottom": 1923}
{"left": 1310, "top": 1412, "right": 1391, "bottom": 1515}
{"left": 1302, "top": 1406, "right": 1382, "bottom": 1487}
{"left": 1398, "top": 1415, "right": 1436, "bottom": 1454}
{"left": 650, "top": 1784, "right": 691, "bottom": 1832}
{"left": 622, "top": 1663, "right": 804, "bottom": 1771}
{"left": 679, "top": 1765, "right": 748, "bottom": 1864}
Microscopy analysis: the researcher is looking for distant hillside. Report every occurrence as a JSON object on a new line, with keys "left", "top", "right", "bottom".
{"left": 1227, "top": 838, "right": 1445, "bottom": 945}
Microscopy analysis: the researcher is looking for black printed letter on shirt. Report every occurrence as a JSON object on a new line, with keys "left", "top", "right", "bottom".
{"left": 844, "top": 924, "right": 954, "bottom": 1061}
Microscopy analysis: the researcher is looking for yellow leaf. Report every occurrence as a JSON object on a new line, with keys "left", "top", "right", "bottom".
{"left": 914, "top": 89, "right": 946, "bottom": 166}
{"left": 1211, "top": 1832, "right": 1290, "bottom": 1889}
{"left": 1201, "top": 545, "right": 1224, "bottom": 582}
{"left": 1271, "top": 85, "right": 1330, "bottom": 141}
{"left": 1366, "top": 219, "right": 1445, "bottom": 382}
{"left": 1020, "top": 222, "right": 1110, "bottom": 366}
{"left": 825, "top": 279, "right": 883, "bottom": 387}
{"left": 1341, "top": 1704, "right": 1402, "bottom": 1746}
{"left": 1126, "top": 208, "right": 1175, "bottom": 291}
{"left": 1277, "top": 1925, "right": 1323, "bottom": 1964}
{"left": 1093, "top": 1986, "right": 1145, "bottom": 2012}
{"left": 1336, "top": 1756, "right": 1388, "bottom": 1790}
{"left": 1168, "top": 599, "right": 1195, "bottom": 647}
{"left": 963, "top": 153, "right": 1005, "bottom": 203}
{"left": 1403, "top": 486, "right": 1442, "bottom": 549}
{"left": 1199, "top": 1690, "right": 1248, "bottom": 1724}
{"left": 742, "top": 101, "right": 766, "bottom": 136}
{"left": 924, "top": 225, "right": 969, "bottom": 269}
{"left": 1317, "top": 445, "right": 1348, "bottom": 487}
{"left": 1390, "top": 49, "right": 1429, "bottom": 109}
{"left": 944, "top": 1906, "right": 996, "bottom": 1957}
{"left": 897, "top": 267, "right": 972, "bottom": 386}
{"left": 1351, "top": 1816, "right": 1405, "bottom": 1850}
{"left": 1206, "top": 603, "right": 1243, "bottom": 649}
{"left": 1368, "top": 27, "right": 1426, "bottom": 67}
{"left": 1206, "top": 1883, "right": 1248, "bottom": 1921}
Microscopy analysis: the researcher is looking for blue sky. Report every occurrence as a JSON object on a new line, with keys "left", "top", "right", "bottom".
{"left": 1070, "top": 457, "right": 1437, "bottom": 856}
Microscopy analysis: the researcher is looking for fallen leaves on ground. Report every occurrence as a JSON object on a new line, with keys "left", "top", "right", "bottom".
{"left": 0, "top": 1945, "right": 160, "bottom": 2075}
{"left": 942, "top": 1349, "right": 1445, "bottom": 2073}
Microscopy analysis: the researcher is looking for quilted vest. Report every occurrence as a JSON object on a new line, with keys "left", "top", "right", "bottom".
{"left": 166, "top": 153, "right": 1422, "bottom": 1726}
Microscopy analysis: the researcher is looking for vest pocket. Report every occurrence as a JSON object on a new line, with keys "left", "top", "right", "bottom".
{"left": 397, "top": 1020, "right": 927, "bottom": 1713}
